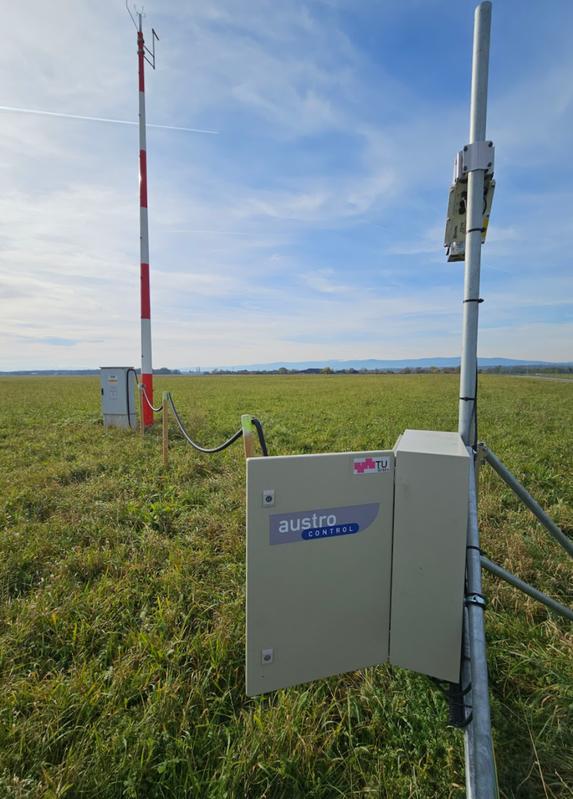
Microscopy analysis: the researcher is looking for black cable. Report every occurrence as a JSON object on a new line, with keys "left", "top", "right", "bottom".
{"left": 147, "top": 393, "right": 271, "bottom": 456}
{"left": 429, "top": 677, "right": 472, "bottom": 728}
{"left": 168, "top": 394, "right": 243, "bottom": 453}
{"left": 459, "top": 379, "right": 479, "bottom": 448}
{"left": 459, "top": 289, "right": 483, "bottom": 449}
{"left": 126, "top": 368, "right": 139, "bottom": 430}
{"left": 251, "top": 417, "right": 269, "bottom": 456}
{"left": 473, "top": 366, "right": 479, "bottom": 451}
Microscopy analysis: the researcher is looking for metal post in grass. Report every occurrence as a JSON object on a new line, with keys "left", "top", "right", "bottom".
{"left": 162, "top": 392, "right": 169, "bottom": 467}
{"left": 457, "top": 4, "right": 498, "bottom": 798}
{"left": 139, "top": 382, "right": 145, "bottom": 440}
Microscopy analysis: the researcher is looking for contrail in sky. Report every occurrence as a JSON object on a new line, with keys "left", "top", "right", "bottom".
{"left": 0, "top": 105, "right": 219, "bottom": 134}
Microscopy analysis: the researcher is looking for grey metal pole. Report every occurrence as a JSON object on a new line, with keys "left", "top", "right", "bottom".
{"left": 480, "top": 445, "right": 573, "bottom": 558}
{"left": 466, "top": 453, "right": 498, "bottom": 797}
{"left": 481, "top": 556, "right": 573, "bottom": 621}
{"left": 458, "top": 6, "right": 498, "bottom": 797}
{"left": 459, "top": 1, "right": 492, "bottom": 446}
{"left": 462, "top": 607, "right": 476, "bottom": 799}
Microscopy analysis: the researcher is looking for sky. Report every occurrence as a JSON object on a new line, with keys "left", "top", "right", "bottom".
{"left": 1, "top": 0, "right": 572, "bottom": 370}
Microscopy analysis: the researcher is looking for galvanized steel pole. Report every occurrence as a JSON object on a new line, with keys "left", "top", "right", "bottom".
{"left": 459, "top": 2, "right": 491, "bottom": 445}
{"left": 465, "top": 454, "right": 498, "bottom": 798}
{"left": 459, "top": 5, "right": 498, "bottom": 798}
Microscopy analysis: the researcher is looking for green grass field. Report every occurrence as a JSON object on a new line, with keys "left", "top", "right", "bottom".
{"left": 0, "top": 374, "right": 571, "bottom": 798}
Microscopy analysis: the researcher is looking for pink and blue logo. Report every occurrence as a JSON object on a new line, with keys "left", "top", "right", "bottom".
{"left": 353, "top": 456, "right": 391, "bottom": 475}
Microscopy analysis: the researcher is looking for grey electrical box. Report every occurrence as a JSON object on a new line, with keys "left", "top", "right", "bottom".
{"left": 246, "top": 450, "right": 395, "bottom": 696}
{"left": 391, "top": 430, "right": 469, "bottom": 682}
{"left": 100, "top": 367, "right": 137, "bottom": 430}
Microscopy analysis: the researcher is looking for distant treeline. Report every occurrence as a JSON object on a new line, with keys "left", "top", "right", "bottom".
{"left": 2, "top": 366, "right": 572, "bottom": 377}
{"left": 197, "top": 365, "right": 573, "bottom": 376}
{"left": 479, "top": 365, "right": 573, "bottom": 375}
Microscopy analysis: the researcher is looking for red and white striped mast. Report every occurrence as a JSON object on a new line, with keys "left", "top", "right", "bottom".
{"left": 128, "top": 3, "right": 158, "bottom": 427}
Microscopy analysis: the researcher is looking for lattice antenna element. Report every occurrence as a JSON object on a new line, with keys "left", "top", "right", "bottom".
{"left": 145, "top": 28, "right": 159, "bottom": 70}
{"left": 126, "top": 2, "right": 159, "bottom": 67}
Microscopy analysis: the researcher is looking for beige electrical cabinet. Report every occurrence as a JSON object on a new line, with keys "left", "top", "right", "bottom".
{"left": 246, "top": 450, "right": 395, "bottom": 696}
{"left": 246, "top": 430, "right": 470, "bottom": 695}
{"left": 390, "top": 430, "right": 470, "bottom": 682}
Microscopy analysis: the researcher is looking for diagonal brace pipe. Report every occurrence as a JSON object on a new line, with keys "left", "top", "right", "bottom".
{"left": 481, "top": 556, "right": 573, "bottom": 622}
{"left": 480, "top": 444, "right": 573, "bottom": 559}
{"left": 466, "top": 452, "right": 498, "bottom": 798}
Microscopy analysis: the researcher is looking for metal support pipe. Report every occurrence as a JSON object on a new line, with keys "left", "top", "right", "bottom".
{"left": 481, "top": 445, "right": 573, "bottom": 558}
{"left": 481, "top": 556, "right": 573, "bottom": 622}
{"left": 462, "top": 606, "right": 476, "bottom": 799}
{"left": 465, "top": 453, "right": 498, "bottom": 798}
{"left": 459, "top": 1, "right": 492, "bottom": 446}
{"left": 458, "top": 5, "right": 498, "bottom": 796}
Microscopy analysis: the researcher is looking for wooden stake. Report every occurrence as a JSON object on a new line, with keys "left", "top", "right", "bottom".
{"left": 162, "top": 392, "right": 169, "bottom": 467}
{"left": 139, "top": 384, "right": 145, "bottom": 440}
{"left": 241, "top": 414, "right": 255, "bottom": 459}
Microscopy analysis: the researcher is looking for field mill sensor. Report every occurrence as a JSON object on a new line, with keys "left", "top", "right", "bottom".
{"left": 246, "top": 430, "right": 470, "bottom": 695}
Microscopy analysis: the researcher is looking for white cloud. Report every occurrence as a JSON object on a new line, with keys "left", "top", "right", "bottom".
{"left": 302, "top": 269, "right": 352, "bottom": 294}
{"left": 0, "top": 0, "right": 572, "bottom": 371}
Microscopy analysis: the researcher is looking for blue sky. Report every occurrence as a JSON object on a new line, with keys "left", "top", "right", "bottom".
{"left": 1, "top": 0, "right": 572, "bottom": 370}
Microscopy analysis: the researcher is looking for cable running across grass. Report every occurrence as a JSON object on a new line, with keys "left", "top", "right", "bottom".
{"left": 167, "top": 392, "right": 268, "bottom": 455}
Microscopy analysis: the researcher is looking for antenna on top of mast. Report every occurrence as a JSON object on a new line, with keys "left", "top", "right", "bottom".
{"left": 125, "top": 1, "right": 138, "bottom": 29}
{"left": 125, "top": 2, "right": 159, "bottom": 68}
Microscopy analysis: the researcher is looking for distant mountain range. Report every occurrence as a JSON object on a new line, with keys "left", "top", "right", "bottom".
{"left": 2, "top": 357, "right": 572, "bottom": 377}
{"left": 203, "top": 357, "right": 573, "bottom": 372}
